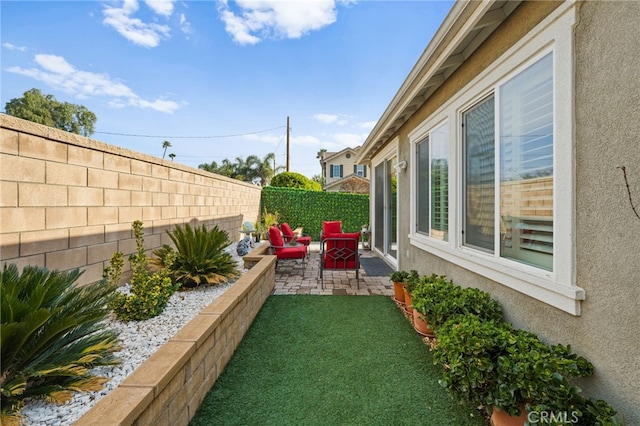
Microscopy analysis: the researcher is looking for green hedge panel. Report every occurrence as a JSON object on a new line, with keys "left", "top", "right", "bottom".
{"left": 261, "top": 187, "right": 369, "bottom": 240}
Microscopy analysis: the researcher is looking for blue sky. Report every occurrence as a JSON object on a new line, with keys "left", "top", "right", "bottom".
{"left": 1, "top": 0, "right": 453, "bottom": 178}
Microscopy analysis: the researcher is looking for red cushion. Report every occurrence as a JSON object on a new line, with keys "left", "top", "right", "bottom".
{"left": 268, "top": 226, "right": 284, "bottom": 247}
{"left": 323, "top": 233, "right": 360, "bottom": 269}
{"left": 275, "top": 245, "right": 307, "bottom": 259}
{"left": 322, "top": 221, "right": 342, "bottom": 234}
{"left": 295, "top": 236, "right": 311, "bottom": 245}
{"left": 281, "top": 222, "right": 294, "bottom": 237}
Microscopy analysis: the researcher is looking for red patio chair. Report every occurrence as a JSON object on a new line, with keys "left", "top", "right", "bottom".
{"left": 319, "top": 231, "right": 361, "bottom": 289}
{"left": 268, "top": 225, "right": 308, "bottom": 267}
{"left": 280, "top": 222, "right": 312, "bottom": 246}
{"left": 320, "top": 220, "right": 342, "bottom": 241}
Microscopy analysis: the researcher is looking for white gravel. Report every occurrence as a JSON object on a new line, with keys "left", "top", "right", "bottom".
{"left": 19, "top": 242, "right": 259, "bottom": 426}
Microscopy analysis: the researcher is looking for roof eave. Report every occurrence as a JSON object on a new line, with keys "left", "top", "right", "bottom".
{"left": 356, "top": 0, "right": 520, "bottom": 164}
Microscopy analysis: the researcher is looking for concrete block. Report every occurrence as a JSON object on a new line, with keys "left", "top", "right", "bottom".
{"left": 74, "top": 386, "right": 154, "bottom": 426}
{"left": 131, "top": 159, "right": 152, "bottom": 176}
{"left": 88, "top": 168, "right": 118, "bottom": 189}
{"left": 46, "top": 207, "right": 87, "bottom": 229}
{"left": 68, "top": 145, "right": 103, "bottom": 169}
{"left": 104, "top": 189, "right": 130, "bottom": 206}
{"left": 0, "top": 155, "right": 45, "bottom": 183}
{"left": 88, "top": 207, "right": 118, "bottom": 225}
{"left": 19, "top": 134, "right": 67, "bottom": 162}
{"left": 46, "top": 246, "right": 87, "bottom": 271}
{"left": 19, "top": 183, "right": 67, "bottom": 207}
{"left": 0, "top": 232, "right": 20, "bottom": 259}
{"left": 0, "top": 181, "right": 17, "bottom": 207}
{"left": 1, "top": 207, "right": 45, "bottom": 232}
{"left": 68, "top": 186, "right": 103, "bottom": 206}
{"left": 46, "top": 161, "right": 87, "bottom": 186}
{"left": 21, "top": 228, "right": 69, "bottom": 256}
{"left": 70, "top": 224, "right": 105, "bottom": 247}
{"left": 88, "top": 241, "right": 118, "bottom": 264}
{"left": 120, "top": 341, "right": 195, "bottom": 396}
{"left": 131, "top": 191, "right": 153, "bottom": 206}
{"left": 119, "top": 206, "right": 143, "bottom": 223}
{"left": 104, "top": 152, "right": 130, "bottom": 173}
{"left": 119, "top": 173, "right": 142, "bottom": 191}
{"left": 0, "top": 129, "right": 19, "bottom": 154}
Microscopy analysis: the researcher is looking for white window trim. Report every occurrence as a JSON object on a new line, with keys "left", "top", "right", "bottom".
{"left": 408, "top": 3, "right": 583, "bottom": 315}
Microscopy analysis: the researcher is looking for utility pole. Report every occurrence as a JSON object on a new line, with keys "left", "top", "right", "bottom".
{"left": 286, "top": 116, "right": 290, "bottom": 172}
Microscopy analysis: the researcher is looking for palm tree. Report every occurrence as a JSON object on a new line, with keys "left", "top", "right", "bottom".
{"left": 168, "top": 153, "right": 176, "bottom": 161}
{"left": 252, "top": 152, "right": 279, "bottom": 186}
{"left": 162, "top": 140, "right": 172, "bottom": 159}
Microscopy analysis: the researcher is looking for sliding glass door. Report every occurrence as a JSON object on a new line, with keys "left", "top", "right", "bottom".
{"left": 373, "top": 154, "right": 398, "bottom": 262}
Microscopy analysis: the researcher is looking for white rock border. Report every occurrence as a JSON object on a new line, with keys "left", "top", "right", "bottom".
{"left": 20, "top": 242, "right": 260, "bottom": 426}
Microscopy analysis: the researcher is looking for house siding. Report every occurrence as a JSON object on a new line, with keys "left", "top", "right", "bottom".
{"left": 389, "top": 1, "right": 638, "bottom": 422}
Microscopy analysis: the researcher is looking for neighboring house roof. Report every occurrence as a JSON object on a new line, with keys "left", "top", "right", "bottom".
{"left": 356, "top": 0, "right": 521, "bottom": 164}
{"left": 324, "top": 173, "right": 370, "bottom": 192}
{"left": 323, "top": 146, "right": 361, "bottom": 162}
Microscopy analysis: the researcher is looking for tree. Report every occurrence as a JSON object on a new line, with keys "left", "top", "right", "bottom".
{"left": 162, "top": 140, "right": 172, "bottom": 159}
{"left": 168, "top": 153, "right": 176, "bottom": 161}
{"left": 198, "top": 153, "right": 280, "bottom": 185}
{"left": 4, "top": 88, "right": 97, "bottom": 136}
{"left": 311, "top": 174, "right": 325, "bottom": 187}
{"left": 270, "top": 172, "right": 322, "bottom": 191}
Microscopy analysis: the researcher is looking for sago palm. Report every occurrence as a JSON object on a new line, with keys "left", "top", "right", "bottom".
{"left": 0, "top": 264, "right": 121, "bottom": 424}
{"left": 152, "top": 224, "right": 240, "bottom": 288}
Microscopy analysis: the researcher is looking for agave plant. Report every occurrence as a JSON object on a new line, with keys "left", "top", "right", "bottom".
{"left": 0, "top": 264, "right": 121, "bottom": 424}
{"left": 152, "top": 224, "right": 240, "bottom": 288}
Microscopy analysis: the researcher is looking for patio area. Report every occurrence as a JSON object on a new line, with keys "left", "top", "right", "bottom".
{"left": 272, "top": 242, "right": 394, "bottom": 296}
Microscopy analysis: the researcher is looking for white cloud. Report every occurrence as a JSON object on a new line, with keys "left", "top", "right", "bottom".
{"left": 179, "top": 13, "right": 193, "bottom": 35}
{"left": 218, "top": 0, "right": 342, "bottom": 45}
{"left": 102, "top": 0, "right": 171, "bottom": 48}
{"left": 358, "top": 120, "right": 377, "bottom": 130}
{"left": 332, "top": 132, "right": 366, "bottom": 147}
{"left": 6, "top": 54, "right": 181, "bottom": 114}
{"left": 313, "top": 113, "right": 348, "bottom": 125}
{"left": 2, "top": 42, "right": 27, "bottom": 52}
{"left": 144, "top": 0, "right": 175, "bottom": 17}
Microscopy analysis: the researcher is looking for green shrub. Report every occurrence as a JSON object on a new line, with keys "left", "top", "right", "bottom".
{"left": 434, "top": 315, "right": 601, "bottom": 419}
{"left": 1, "top": 264, "right": 121, "bottom": 423}
{"left": 261, "top": 186, "right": 369, "bottom": 239}
{"left": 389, "top": 270, "right": 410, "bottom": 283}
{"left": 410, "top": 274, "right": 503, "bottom": 330}
{"left": 103, "top": 251, "right": 124, "bottom": 286}
{"left": 270, "top": 172, "right": 322, "bottom": 191}
{"left": 150, "top": 223, "right": 240, "bottom": 288}
{"left": 109, "top": 220, "right": 179, "bottom": 321}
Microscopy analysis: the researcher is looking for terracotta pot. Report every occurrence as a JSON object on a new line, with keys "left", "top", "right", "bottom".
{"left": 490, "top": 405, "right": 528, "bottom": 426}
{"left": 403, "top": 288, "right": 413, "bottom": 314}
{"left": 393, "top": 281, "right": 405, "bottom": 304}
{"left": 412, "top": 310, "right": 435, "bottom": 336}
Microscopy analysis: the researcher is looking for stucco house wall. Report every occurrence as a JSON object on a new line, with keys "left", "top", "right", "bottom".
{"left": 359, "top": 1, "right": 639, "bottom": 422}
{"left": 0, "top": 114, "right": 262, "bottom": 286}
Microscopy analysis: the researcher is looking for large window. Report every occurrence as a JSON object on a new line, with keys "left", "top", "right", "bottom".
{"left": 416, "top": 122, "right": 449, "bottom": 241}
{"left": 408, "top": 5, "right": 580, "bottom": 314}
{"left": 461, "top": 53, "right": 553, "bottom": 270}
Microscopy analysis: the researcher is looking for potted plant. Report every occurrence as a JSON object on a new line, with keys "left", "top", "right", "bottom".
{"left": 402, "top": 270, "right": 420, "bottom": 315}
{"left": 389, "top": 270, "right": 410, "bottom": 304}
{"left": 434, "top": 315, "right": 599, "bottom": 425}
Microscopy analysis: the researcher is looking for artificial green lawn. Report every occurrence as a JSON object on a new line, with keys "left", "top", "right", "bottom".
{"left": 190, "top": 295, "right": 485, "bottom": 426}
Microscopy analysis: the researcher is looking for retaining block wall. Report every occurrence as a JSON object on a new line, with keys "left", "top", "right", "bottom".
{"left": 0, "top": 114, "right": 262, "bottom": 285}
{"left": 75, "top": 252, "right": 276, "bottom": 425}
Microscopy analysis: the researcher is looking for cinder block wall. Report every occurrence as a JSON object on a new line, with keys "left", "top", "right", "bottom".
{"left": 0, "top": 114, "right": 262, "bottom": 285}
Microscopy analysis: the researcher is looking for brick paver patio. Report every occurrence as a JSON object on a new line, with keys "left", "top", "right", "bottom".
{"left": 272, "top": 243, "right": 394, "bottom": 296}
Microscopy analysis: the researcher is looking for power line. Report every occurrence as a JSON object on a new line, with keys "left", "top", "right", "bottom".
{"left": 94, "top": 125, "right": 286, "bottom": 139}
